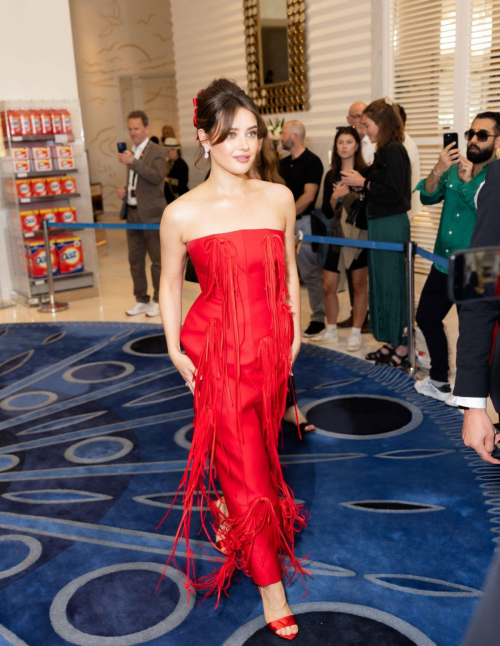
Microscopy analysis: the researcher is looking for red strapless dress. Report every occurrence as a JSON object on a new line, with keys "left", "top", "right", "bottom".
{"left": 156, "top": 228, "right": 308, "bottom": 605}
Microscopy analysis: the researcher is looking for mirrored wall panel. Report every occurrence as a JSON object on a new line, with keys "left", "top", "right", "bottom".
{"left": 243, "top": 0, "right": 309, "bottom": 114}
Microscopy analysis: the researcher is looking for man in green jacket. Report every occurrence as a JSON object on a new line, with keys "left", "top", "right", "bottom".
{"left": 414, "top": 112, "right": 500, "bottom": 404}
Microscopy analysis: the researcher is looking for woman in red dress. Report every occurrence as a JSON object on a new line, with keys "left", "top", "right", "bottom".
{"left": 157, "top": 79, "right": 307, "bottom": 639}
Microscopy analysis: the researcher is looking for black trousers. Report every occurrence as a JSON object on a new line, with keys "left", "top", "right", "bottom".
{"left": 416, "top": 264, "right": 460, "bottom": 383}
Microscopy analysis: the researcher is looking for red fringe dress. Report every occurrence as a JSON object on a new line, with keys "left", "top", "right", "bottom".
{"left": 156, "top": 228, "right": 308, "bottom": 605}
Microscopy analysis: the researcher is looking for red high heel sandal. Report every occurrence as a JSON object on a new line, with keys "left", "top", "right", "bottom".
{"left": 267, "top": 615, "right": 298, "bottom": 640}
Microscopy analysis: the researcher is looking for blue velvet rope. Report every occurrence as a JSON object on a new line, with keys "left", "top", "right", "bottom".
{"left": 47, "top": 222, "right": 448, "bottom": 266}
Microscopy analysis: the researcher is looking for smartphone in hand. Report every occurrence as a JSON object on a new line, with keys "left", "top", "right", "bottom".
{"left": 443, "top": 132, "right": 459, "bottom": 149}
{"left": 117, "top": 142, "right": 127, "bottom": 153}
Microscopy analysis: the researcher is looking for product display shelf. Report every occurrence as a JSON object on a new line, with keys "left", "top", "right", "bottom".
{"left": 0, "top": 99, "right": 99, "bottom": 305}
{"left": 16, "top": 169, "right": 79, "bottom": 179}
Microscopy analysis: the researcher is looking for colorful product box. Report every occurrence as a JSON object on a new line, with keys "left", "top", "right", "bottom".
{"left": 46, "top": 177, "right": 62, "bottom": 195}
{"left": 55, "top": 145, "right": 73, "bottom": 158}
{"left": 31, "top": 179, "right": 48, "bottom": 197}
{"left": 32, "top": 147, "right": 50, "bottom": 160}
{"left": 25, "top": 239, "right": 58, "bottom": 278}
{"left": 56, "top": 157, "right": 75, "bottom": 170}
{"left": 56, "top": 236, "right": 84, "bottom": 274}
{"left": 61, "top": 176, "right": 77, "bottom": 194}
{"left": 12, "top": 147, "right": 30, "bottom": 160}
{"left": 20, "top": 210, "right": 40, "bottom": 233}
{"left": 16, "top": 179, "right": 31, "bottom": 199}
{"left": 39, "top": 208, "right": 58, "bottom": 224}
{"left": 34, "top": 158, "right": 53, "bottom": 173}
{"left": 14, "top": 160, "right": 31, "bottom": 173}
{"left": 57, "top": 206, "right": 77, "bottom": 224}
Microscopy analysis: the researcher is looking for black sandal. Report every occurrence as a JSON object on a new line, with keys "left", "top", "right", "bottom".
{"left": 299, "top": 421, "right": 315, "bottom": 434}
{"left": 377, "top": 351, "right": 409, "bottom": 370}
{"left": 365, "top": 344, "right": 395, "bottom": 362}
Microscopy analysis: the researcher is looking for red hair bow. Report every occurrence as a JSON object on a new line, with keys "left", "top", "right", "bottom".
{"left": 193, "top": 97, "right": 199, "bottom": 140}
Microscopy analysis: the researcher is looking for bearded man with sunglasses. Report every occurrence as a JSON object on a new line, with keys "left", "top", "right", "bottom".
{"left": 414, "top": 112, "right": 500, "bottom": 404}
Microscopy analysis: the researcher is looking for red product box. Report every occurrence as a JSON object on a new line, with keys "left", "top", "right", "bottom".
{"left": 61, "top": 109, "right": 73, "bottom": 134}
{"left": 56, "top": 236, "right": 84, "bottom": 274}
{"left": 32, "top": 147, "right": 50, "bottom": 160}
{"left": 30, "top": 111, "right": 42, "bottom": 135}
{"left": 57, "top": 206, "right": 77, "bottom": 224}
{"left": 20, "top": 210, "right": 40, "bottom": 233}
{"left": 20, "top": 111, "right": 32, "bottom": 136}
{"left": 61, "top": 176, "right": 77, "bottom": 194}
{"left": 7, "top": 111, "right": 22, "bottom": 136}
{"left": 56, "top": 157, "right": 75, "bottom": 170}
{"left": 14, "top": 160, "right": 31, "bottom": 173}
{"left": 16, "top": 179, "right": 32, "bottom": 199}
{"left": 40, "top": 110, "right": 52, "bottom": 135}
{"left": 46, "top": 177, "right": 62, "bottom": 195}
{"left": 34, "top": 159, "right": 53, "bottom": 173}
{"left": 39, "top": 208, "right": 58, "bottom": 224}
{"left": 25, "top": 239, "right": 58, "bottom": 278}
{"left": 12, "top": 147, "right": 30, "bottom": 160}
{"left": 55, "top": 145, "right": 73, "bottom": 158}
{"left": 51, "top": 110, "right": 63, "bottom": 135}
{"left": 31, "top": 178, "right": 48, "bottom": 197}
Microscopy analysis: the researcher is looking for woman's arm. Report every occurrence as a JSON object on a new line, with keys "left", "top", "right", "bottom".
{"left": 158, "top": 203, "right": 196, "bottom": 392}
{"left": 282, "top": 189, "right": 301, "bottom": 366}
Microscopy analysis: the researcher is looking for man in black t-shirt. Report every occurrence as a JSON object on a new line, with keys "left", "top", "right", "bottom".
{"left": 280, "top": 121, "right": 325, "bottom": 336}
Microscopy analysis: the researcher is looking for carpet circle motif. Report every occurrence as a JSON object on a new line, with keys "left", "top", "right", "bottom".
{"left": 0, "top": 454, "right": 20, "bottom": 472}
{"left": 302, "top": 395, "right": 423, "bottom": 439}
{"left": 64, "top": 436, "right": 133, "bottom": 464}
{"left": 0, "top": 391, "right": 58, "bottom": 411}
{"left": 122, "top": 334, "right": 168, "bottom": 356}
{"left": 49, "top": 563, "right": 195, "bottom": 645}
{"left": 0, "top": 534, "right": 42, "bottom": 579}
{"left": 224, "top": 602, "right": 435, "bottom": 645}
{"left": 62, "top": 361, "right": 135, "bottom": 383}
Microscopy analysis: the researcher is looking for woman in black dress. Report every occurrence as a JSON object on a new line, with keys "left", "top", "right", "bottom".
{"left": 164, "top": 137, "right": 189, "bottom": 203}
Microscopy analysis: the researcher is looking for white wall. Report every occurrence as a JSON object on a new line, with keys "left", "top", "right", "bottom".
{"left": 0, "top": 0, "right": 80, "bottom": 303}
{"left": 170, "top": 0, "right": 373, "bottom": 185}
{"left": 70, "top": 0, "right": 177, "bottom": 212}
{"left": 0, "top": 0, "right": 79, "bottom": 101}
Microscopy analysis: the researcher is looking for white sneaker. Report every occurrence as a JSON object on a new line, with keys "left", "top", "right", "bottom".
{"left": 145, "top": 301, "right": 160, "bottom": 318}
{"left": 347, "top": 332, "right": 362, "bottom": 352}
{"left": 311, "top": 328, "right": 339, "bottom": 343}
{"left": 444, "top": 393, "right": 460, "bottom": 408}
{"left": 414, "top": 376, "right": 451, "bottom": 402}
{"left": 126, "top": 302, "right": 149, "bottom": 316}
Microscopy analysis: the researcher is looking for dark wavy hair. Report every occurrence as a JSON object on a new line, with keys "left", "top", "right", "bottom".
{"left": 193, "top": 78, "right": 267, "bottom": 166}
{"left": 330, "top": 126, "right": 367, "bottom": 181}
{"left": 362, "top": 99, "right": 405, "bottom": 151}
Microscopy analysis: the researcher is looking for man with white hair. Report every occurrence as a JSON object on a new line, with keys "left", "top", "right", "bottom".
{"left": 280, "top": 120, "right": 325, "bottom": 337}
{"left": 347, "top": 101, "right": 375, "bottom": 165}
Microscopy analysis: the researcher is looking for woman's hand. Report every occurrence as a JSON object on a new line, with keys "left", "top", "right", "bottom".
{"left": 170, "top": 351, "right": 196, "bottom": 394}
{"left": 340, "top": 169, "right": 365, "bottom": 188}
{"left": 331, "top": 181, "right": 350, "bottom": 201}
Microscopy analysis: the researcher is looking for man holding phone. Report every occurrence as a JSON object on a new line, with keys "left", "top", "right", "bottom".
{"left": 117, "top": 110, "right": 167, "bottom": 318}
{"left": 413, "top": 112, "right": 500, "bottom": 403}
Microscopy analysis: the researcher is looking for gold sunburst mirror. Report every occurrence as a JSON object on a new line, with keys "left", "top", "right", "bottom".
{"left": 243, "top": 0, "right": 309, "bottom": 114}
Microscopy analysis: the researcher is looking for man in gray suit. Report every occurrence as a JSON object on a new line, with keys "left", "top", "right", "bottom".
{"left": 117, "top": 110, "right": 167, "bottom": 317}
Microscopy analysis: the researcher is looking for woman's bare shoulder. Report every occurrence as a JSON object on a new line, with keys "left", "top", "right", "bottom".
{"left": 253, "top": 179, "right": 294, "bottom": 203}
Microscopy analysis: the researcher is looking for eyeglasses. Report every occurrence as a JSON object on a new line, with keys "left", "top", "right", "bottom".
{"left": 337, "top": 125, "right": 357, "bottom": 131}
{"left": 464, "top": 129, "right": 496, "bottom": 142}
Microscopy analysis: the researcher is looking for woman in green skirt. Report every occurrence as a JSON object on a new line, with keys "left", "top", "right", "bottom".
{"left": 341, "top": 98, "right": 412, "bottom": 368}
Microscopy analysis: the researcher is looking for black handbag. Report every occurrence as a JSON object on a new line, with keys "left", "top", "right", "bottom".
{"left": 345, "top": 195, "right": 367, "bottom": 230}
{"left": 184, "top": 255, "right": 199, "bottom": 283}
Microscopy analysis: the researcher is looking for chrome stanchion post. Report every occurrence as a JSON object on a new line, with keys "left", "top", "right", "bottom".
{"left": 38, "top": 220, "right": 68, "bottom": 313}
{"left": 405, "top": 240, "right": 416, "bottom": 376}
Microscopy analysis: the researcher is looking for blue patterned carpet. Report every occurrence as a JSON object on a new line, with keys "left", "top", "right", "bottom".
{"left": 0, "top": 322, "right": 495, "bottom": 646}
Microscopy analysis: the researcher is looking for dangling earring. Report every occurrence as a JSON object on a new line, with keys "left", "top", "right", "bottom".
{"left": 204, "top": 146, "right": 209, "bottom": 159}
